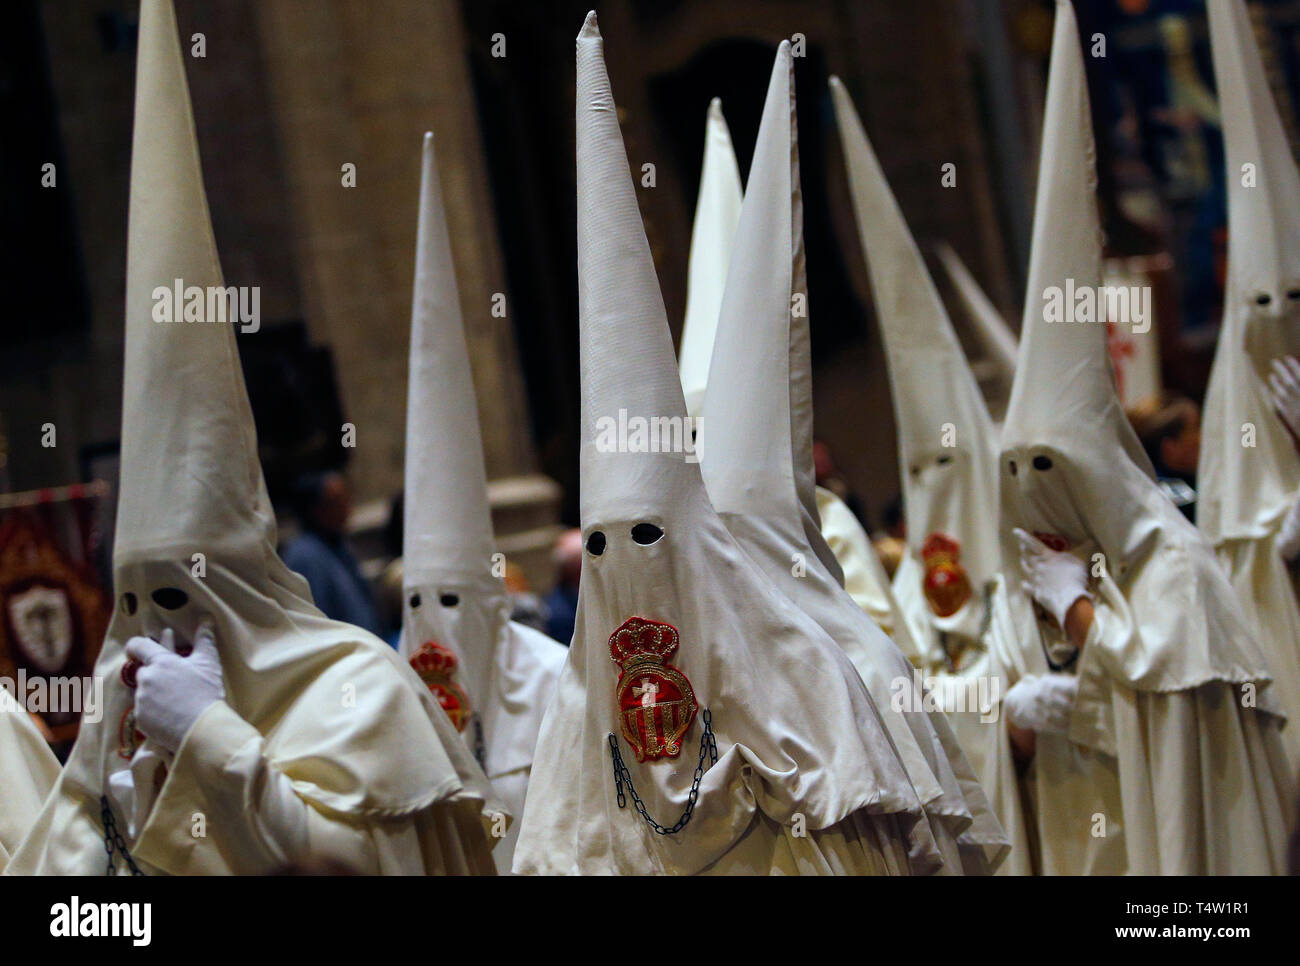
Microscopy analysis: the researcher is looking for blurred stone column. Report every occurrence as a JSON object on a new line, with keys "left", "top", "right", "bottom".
{"left": 252, "top": 0, "right": 560, "bottom": 588}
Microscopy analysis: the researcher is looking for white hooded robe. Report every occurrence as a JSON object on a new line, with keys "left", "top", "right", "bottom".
{"left": 398, "top": 132, "right": 567, "bottom": 875}
{"left": 1198, "top": 0, "right": 1300, "bottom": 773}
{"left": 830, "top": 74, "right": 1035, "bottom": 875}
{"left": 513, "top": 14, "right": 933, "bottom": 876}
{"left": 6, "top": 0, "right": 502, "bottom": 876}
{"left": 1001, "top": 0, "right": 1293, "bottom": 876}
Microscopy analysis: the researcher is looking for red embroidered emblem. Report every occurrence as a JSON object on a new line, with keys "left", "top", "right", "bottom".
{"left": 410, "top": 640, "right": 472, "bottom": 732}
{"left": 117, "top": 706, "right": 144, "bottom": 760}
{"left": 921, "top": 532, "right": 973, "bottom": 618}
{"left": 609, "top": 617, "right": 697, "bottom": 762}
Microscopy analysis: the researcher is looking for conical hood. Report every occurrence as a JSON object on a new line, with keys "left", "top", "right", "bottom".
{"left": 935, "top": 241, "right": 1020, "bottom": 387}
{"left": 999, "top": 1, "right": 1270, "bottom": 695}
{"left": 1212, "top": 0, "right": 1300, "bottom": 378}
{"left": 678, "top": 98, "right": 743, "bottom": 420}
{"left": 700, "top": 49, "right": 1005, "bottom": 868}
{"left": 1200, "top": 0, "right": 1300, "bottom": 541}
{"left": 700, "top": 42, "right": 820, "bottom": 549}
{"left": 831, "top": 77, "right": 1003, "bottom": 591}
{"left": 1001, "top": 0, "right": 1153, "bottom": 556}
{"left": 114, "top": 0, "right": 271, "bottom": 570}
{"left": 404, "top": 134, "right": 496, "bottom": 584}
{"left": 401, "top": 132, "right": 506, "bottom": 729}
{"left": 577, "top": 17, "right": 704, "bottom": 522}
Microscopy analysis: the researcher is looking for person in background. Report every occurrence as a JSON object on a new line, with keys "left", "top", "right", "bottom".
{"left": 543, "top": 528, "right": 581, "bottom": 646}
{"left": 1127, "top": 392, "right": 1200, "bottom": 520}
{"left": 812, "top": 439, "right": 866, "bottom": 524}
{"left": 504, "top": 560, "right": 550, "bottom": 634}
{"left": 874, "top": 495, "right": 908, "bottom": 580}
{"left": 282, "top": 470, "right": 384, "bottom": 637}
{"left": 375, "top": 492, "right": 406, "bottom": 648}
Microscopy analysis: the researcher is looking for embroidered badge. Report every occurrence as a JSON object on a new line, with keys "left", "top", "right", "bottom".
{"left": 609, "top": 617, "right": 698, "bottom": 762}
{"left": 117, "top": 706, "right": 144, "bottom": 760}
{"left": 921, "top": 532, "right": 973, "bottom": 618}
{"left": 409, "top": 640, "right": 472, "bottom": 732}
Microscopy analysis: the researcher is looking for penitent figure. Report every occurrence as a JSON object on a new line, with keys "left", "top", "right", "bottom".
{"left": 398, "top": 132, "right": 567, "bottom": 875}
{"left": 514, "top": 13, "right": 936, "bottom": 876}
{"left": 6, "top": 0, "right": 502, "bottom": 876}
{"left": 1000, "top": 0, "right": 1293, "bottom": 876}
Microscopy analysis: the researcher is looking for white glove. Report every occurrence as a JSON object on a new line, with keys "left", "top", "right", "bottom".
{"left": 1014, "top": 527, "right": 1091, "bottom": 629}
{"left": 1279, "top": 495, "right": 1300, "bottom": 564}
{"left": 124, "top": 621, "right": 226, "bottom": 753}
{"left": 1268, "top": 355, "right": 1300, "bottom": 438}
{"left": 1002, "top": 673, "right": 1079, "bottom": 737}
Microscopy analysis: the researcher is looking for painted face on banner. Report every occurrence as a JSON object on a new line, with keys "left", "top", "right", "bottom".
{"left": 7, "top": 584, "right": 74, "bottom": 673}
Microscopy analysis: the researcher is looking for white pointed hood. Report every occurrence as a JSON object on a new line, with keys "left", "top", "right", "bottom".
{"left": 1200, "top": 0, "right": 1300, "bottom": 542}
{"left": 700, "top": 48, "right": 825, "bottom": 571}
{"left": 1002, "top": 0, "right": 1272, "bottom": 693}
{"left": 678, "top": 98, "right": 743, "bottom": 421}
{"left": 399, "top": 133, "right": 564, "bottom": 783}
{"left": 935, "top": 241, "right": 1020, "bottom": 388}
{"left": 58, "top": 0, "right": 494, "bottom": 865}
{"left": 515, "top": 14, "right": 925, "bottom": 876}
{"left": 831, "top": 77, "right": 1003, "bottom": 613}
{"left": 400, "top": 131, "right": 503, "bottom": 725}
{"left": 700, "top": 45, "right": 1007, "bottom": 868}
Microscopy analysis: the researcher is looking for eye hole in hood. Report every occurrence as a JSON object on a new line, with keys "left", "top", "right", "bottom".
{"left": 630, "top": 523, "right": 663, "bottom": 545}
{"left": 586, "top": 531, "right": 606, "bottom": 556}
{"left": 439, "top": 593, "right": 460, "bottom": 607}
{"left": 151, "top": 587, "right": 189, "bottom": 610}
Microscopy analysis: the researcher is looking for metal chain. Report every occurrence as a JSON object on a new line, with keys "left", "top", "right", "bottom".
{"left": 472, "top": 716, "right": 487, "bottom": 771}
{"left": 100, "top": 795, "right": 144, "bottom": 876}
{"left": 608, "top": 708, "right": 716, "bottom": 836}
{"left": 938, "top": 581, "right": 996, "bottom": 673}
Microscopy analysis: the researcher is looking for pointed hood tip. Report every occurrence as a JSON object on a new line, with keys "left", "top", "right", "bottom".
{"left": 422, "top": 130, "right": 434, "bottom": 145}
{"left": 580, "top": 10, "right": 599, "bottom": 38}
{"left": 828, "top": 74, "right": 843, "bottom": 90}
{"left": 708, "top": 96, "right": 723, "bottom": 114}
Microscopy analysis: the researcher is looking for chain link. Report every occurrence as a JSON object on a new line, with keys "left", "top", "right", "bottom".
{"left": 100, "top": 795, "right": 145, "bottom": 876}
{"left": 608, "top": 708, "right": 716, "bottom": 835}
{"left": 472, "top": 716, "right": 487, "bottom": 771}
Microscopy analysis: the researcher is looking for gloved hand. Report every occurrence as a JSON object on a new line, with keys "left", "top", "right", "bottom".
{"left": 1002, "top": 673, "right": 1079, "bottom": 737}
{"left": 1268, "top": 355, "right": 1300, "bottom": 438}
{"left": 1279, "top": 495, "right": 1300, "bottom": 564}
{"left": 124, "top": 620, "right": 226, "bottom": 753}
{"left": 1014, "top": 528, "right": 1091, "bottom": 629}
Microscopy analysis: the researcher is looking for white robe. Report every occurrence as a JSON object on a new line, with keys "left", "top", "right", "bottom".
{"left": 8, "top": 701, "right": 495, "bottom": 875}
{"left": 0, "top": 709, "right": 60, "bottom": 872}
{"left": 816, "top": 487, "right": 917, "bottom": 653}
